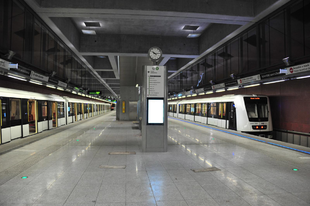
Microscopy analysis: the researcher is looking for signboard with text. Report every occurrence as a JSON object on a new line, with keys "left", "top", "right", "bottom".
{"left": 146, "top": 66, "right": 165, "bottom": 98}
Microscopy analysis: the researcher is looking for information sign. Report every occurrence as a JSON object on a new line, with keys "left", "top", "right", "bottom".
{"left": 285, "top": 62, "right": 310, "bottom": 75}
{"left": 30, "top": 71, "right": 49, "bottom": 82}
{"left": 146, "top": 66, "right": 164, "bottom": 97}
{"left": 237, "top": 74, "right": 261, "bottom": 85}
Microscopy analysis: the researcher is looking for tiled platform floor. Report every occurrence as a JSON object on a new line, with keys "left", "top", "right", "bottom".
{"left": 0, "top": 112, "right": 310, "bottom": 206}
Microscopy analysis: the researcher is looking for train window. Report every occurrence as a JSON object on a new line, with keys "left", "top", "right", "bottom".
{"left": 77, "top": 103, "right": 80, "bottom": 114}
{"left": 209, "top": 103, "right": 217, "bottom": 117}
{"left": 68, "top": 103, "right": 72, "bottom": 116}
{"left": 10, "top": 99, "right": 21, "bottom": 120}
{"left": 186, "top": 104, "right": 191, "bottom": 114}
{"left": 57, "top": 102, "right": 64, "bottom": 118}
{"left": 202, "top": 103, "right": 207, "bottom": 117}
{"left": 179, "top": 104, "right": 182, "bottom": 113}
{"left": 196, "top": 104, "right": 201, "bottom": 115}
{"left": 84, "top": 104, "right": 88, "bottom": 113}
{"left": 218, "top": 103, "right": 226, "bottom": 119}
{"left": 72, "top": 103, "right": 75, "bottom": 115}
{"left": 42, "top": 101, "right": 47, "bottom": 120}
{"left": 244, "top": 97, "right": 268, "bottom": 121}
{"left": 1, "top": 99, "right": 8, "bottom": 127}
{"left": 190, "top": 104, "right": 195, "bottom": 114}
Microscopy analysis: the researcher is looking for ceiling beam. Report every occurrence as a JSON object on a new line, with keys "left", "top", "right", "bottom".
{"left": 108, "top": 55, "right": 120, "bottom": 79}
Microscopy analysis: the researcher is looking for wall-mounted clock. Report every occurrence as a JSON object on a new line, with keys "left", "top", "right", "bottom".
{"left": 148, "top": 46, "right": 162, "bottom": 63}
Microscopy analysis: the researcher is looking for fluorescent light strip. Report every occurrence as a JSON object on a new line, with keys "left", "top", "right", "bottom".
{"left": 205, "top": 91, "right": 213, "bottom": 94}
{"left": 297, "top": 75, "right": 310, "bottom": 79}
{"left": 72, "top": 91, "right": 77, "bottom": 94}
{"left": 216, "top": 89, "right": 225, "bottom": 93}
{"left": 244, "top": 84, "right": 260, "bottom": 88}
{"left": 57, "top": 87, "right": 64, "bottom": 91}
{"left": 227, "top": 86, "right": 238, "bottom": 91}
{"left": 46, "top": 84, "right": 56, "bottom": 89}
{"left": 187, "top": 95, "right": 192, "bottom": 97}
{"left": 198, "top": 92, "right": 205, "bottom": 95}
{"left": 8, "top": 75, "right": 27, "bottom": 81}
{"left": 192, "top": 94, "right": 197, "bottom": 97}
{"left": 29, "top": 80, "right": 43, "bottom": 85}
{"left": 263, "top": 80, "right": 285, "bottom": 85}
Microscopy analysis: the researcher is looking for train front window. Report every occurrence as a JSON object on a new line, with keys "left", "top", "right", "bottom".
{"left": 244, "top": 97, "right": 268, "bottom": 121}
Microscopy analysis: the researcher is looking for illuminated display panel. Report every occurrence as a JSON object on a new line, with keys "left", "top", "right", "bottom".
{"left": 147, "top": 99, "right": 164, "bottom": 124}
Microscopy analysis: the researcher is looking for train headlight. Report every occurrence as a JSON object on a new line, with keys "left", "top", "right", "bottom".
{"left": 252, "top": 125, "right": 267, "bottom": 130}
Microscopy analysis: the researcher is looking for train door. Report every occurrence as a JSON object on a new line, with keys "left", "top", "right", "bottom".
{"left": 28, "top": 100, "right": 37, "bottom": 134}
{"left": 227, "top": 102, "right": 236, "bottom": 130}
{"left": 52, "top": 102, "right": 57, "bottom": 127}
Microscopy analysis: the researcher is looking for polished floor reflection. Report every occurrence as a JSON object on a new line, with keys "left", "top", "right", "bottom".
{"left": 0, "top": 112, "right": 310, "bottom": 206}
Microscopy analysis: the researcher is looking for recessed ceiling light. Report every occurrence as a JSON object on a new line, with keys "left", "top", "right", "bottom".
{"left": 183, "top": 25, "right": 199, "bottom": 31}
{"left": 84, "top": 22, "right": 101, "bottom": 27}
{"left": 82, "top": 30, "right": 96, "bottom": 35}
{"left": 187, "top": 33, "right": 201, "bottom": 38}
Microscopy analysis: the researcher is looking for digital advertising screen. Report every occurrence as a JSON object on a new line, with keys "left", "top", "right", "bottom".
{"left": 147, "top": 99, "right": 164, "bottom": 124}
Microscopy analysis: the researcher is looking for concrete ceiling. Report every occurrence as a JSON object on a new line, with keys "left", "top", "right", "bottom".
{"left": 25, "top": 0, "right": 287, "bottom": 98}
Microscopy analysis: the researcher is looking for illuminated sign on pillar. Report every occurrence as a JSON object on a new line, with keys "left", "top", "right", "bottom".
{"left": 122, "top": 101, "right": 125, "bottom": 113}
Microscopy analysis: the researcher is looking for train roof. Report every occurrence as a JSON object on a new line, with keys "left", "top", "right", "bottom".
{"left": 0, "top": 87, "right": 109, "bottom": 104}
{"left": 168, "top": 94, "right": 268, "bottom": 104}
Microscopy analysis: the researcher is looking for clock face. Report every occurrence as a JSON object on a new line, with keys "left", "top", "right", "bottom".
{"left": 148, "top": 47, "right": 162, "bottom": 61}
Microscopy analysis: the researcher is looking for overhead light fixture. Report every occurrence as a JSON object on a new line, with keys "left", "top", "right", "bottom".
{"left": 182, "top": 25, "right": 199, "bottom": 31}
{"left": 263, "top": 80, "right": 285, "bottom": 85}
{"left": 8, "top": 74, "right": 27, "bottom": 81}
{"left": 84, "top": 22, "right": 101, "bottom": 27}
{"left": 57, "top": 87, "right": 64, "bottom": 91}
{"left": 187, "top": 33, "right": 201, "bottom": 38}
{"left": 187, "top": 95, "right": 192, "bottom": 97}
{"left": 227, "top": 86, "right": 238, "bottom": 91}
{"left": 206, "top": 91, "right": 213, "bottom": 94}
{"left": 282, "top": 57, "right": 293, "bottom": 66}
{"left": 29, "top": 80, "right": 43, "bottom": 85}
{"left": 216, "top": 89, "right": 225, "bottom": 93}
{"left": 192, "top": 94, "right": 197, "bottom": 97}
{"left": 230, "top": 73, "right": 235, "bottom": 79}
{"left": 5, "top": 50, "right": 16, "bottom": 60}
{"left": 244, "top": 83, "right": 260, "bottom": 88}
{"left": 46, "top": 84, "right": 56, "bottom": 89}
{"left": 136, "top": 84, "right": 139, "bottom": 87}
{"left": 82, "top": 30, "right": 96, "bottom": 35}
{"left": 72, "top": 91, "right": 77, "bottom": 94}
{"left": 297, "top": 75, "right": 310, "bottom": 79}
{"left": 198, "top": 92, "right": 205, "bottom": 95}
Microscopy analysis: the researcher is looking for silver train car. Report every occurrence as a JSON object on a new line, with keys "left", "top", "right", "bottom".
{"left": 168, "top": 94, "right": 273, "bottom": 135}
{"left": 0, "top": 87, "right": 111, "bottom": 144}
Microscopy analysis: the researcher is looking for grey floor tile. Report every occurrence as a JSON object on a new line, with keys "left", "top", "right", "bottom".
{"left": 186, "top": 199, "right": 219, "bottom": 206}
{"left": 65, "top": 185, "right": 100, "bottom": 204}
{"left": 152, "top": 183, "right": 184, "bottom": 201}
{"left": 97, "top": 183, "right": 126, "bottom": 203}
{"left": 268, "top": 193, "right": 310, "bottom": 206}
{"left": 157, "top": 200, "right": 188, "bottom": 206}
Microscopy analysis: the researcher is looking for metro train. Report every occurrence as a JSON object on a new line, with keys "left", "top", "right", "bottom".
{"left": 0, "top": 87, "right": 111, "bottom": 145}
{"left": 168, "top": 94, "right": 273, "bottom": 136}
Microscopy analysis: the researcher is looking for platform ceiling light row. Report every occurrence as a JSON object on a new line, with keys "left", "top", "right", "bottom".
{"left": 5, "top": 73, "right": 110, "bottom": 103}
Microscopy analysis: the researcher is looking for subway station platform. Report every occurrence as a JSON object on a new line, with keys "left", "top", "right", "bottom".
{"left": 0, "top": 112, "right": 310, "bottom": 206}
